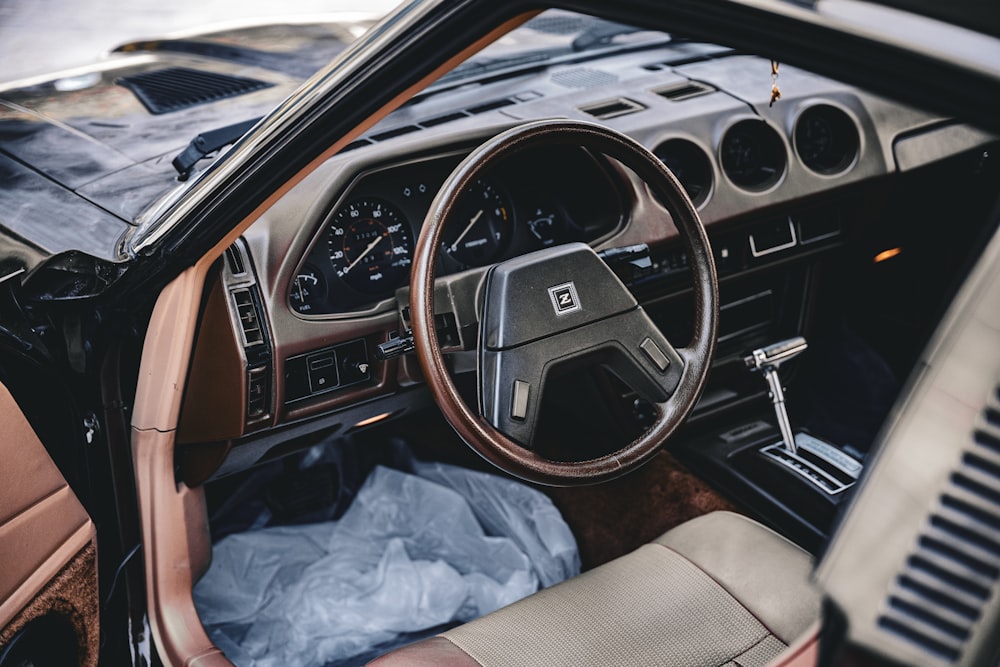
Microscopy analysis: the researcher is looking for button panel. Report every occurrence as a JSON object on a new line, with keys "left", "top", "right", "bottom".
{"left": 285, "top": 338, "right": 372, "bottom": 403}
{"left": 307, "top": 352, "right": 339, "bottom": 393}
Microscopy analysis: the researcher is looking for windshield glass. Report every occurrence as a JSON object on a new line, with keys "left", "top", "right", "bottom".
{"left": 434, "top": 11, "right": 674, "bottom": 88}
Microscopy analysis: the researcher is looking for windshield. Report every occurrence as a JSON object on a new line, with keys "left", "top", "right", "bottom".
{"left": 432, "top": 11, "right": 676, "bottom": 89}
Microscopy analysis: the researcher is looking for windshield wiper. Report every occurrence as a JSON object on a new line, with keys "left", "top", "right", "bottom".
{"left": 571, "top": 21, "right": 647, "bottom": 51}
{"left": 435, "top": 52, "right": 552, "bottom": 86}
{"left": 172, "top": 117, "right": 261, "bottom": 181}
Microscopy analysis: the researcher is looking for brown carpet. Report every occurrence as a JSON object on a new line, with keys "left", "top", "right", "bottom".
{"left": 545, "top": 451, "right": 737, "bottom": 569}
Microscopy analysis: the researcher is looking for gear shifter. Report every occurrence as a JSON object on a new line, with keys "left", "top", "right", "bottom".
{"left": 744, "top": 337, "right": 808, "bottom": 454}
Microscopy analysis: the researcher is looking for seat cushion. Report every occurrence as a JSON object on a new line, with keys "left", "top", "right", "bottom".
{"left": 369, "top": 511, "right": 821, "bottom": 667}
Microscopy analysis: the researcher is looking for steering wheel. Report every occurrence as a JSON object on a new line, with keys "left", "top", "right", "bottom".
{"left": 410, "top": 119, "right": 718, "bottom": 486}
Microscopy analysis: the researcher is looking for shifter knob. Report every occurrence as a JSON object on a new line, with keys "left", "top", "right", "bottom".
{"left": 744, "top": 336, "right": 807, "bottom": 371}
{"left": 745, "top": 337, "right": 807, "bottom": 453}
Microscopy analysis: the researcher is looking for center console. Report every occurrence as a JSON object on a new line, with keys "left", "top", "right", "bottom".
{"left": 606, "top": 202, "right": 875, "bottom": 552}
{"left": 672, "top": 336, "right": 867, "bottom": 553}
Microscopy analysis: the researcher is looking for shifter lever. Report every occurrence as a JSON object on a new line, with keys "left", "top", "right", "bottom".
{"left": 744, "top": 337, "right": 808, "bottom": 454}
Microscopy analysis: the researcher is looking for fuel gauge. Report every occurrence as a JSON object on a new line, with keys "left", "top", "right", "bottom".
{"left": 526, "top": 206, "right": 566, "bottom": 247}
{"left": 290, "top": 264, "right": 327, "bottom": 314}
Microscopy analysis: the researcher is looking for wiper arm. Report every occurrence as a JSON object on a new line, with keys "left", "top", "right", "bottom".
{"left": 571, "top": 20, "right": 646, "bottom": 51}
{"left": 435, "top": 52, "right": 553, "bottom": 86}
{"left": 172, "top": 117, "right": 261, "bottom": 181}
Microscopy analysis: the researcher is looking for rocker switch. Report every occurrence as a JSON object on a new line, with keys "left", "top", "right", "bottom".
{"left": 511, "top": 380, "right": 530, "bottom": 421}
{"left": 640, "top": 337, "right": 670, "bottom": 372}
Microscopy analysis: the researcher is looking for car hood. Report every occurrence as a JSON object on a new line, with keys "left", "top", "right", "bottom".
{"left": 0, "top": 21, "right": 364, "bottom": 283}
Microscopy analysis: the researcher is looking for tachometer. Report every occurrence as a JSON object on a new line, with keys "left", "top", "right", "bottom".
{"left": 441, "top": 180, "right": 512, "bottom": 267}
{"left": 327, "top": 198, "right": 413, "bottom": 294}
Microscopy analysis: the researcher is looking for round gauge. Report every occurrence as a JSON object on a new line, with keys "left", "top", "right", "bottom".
{"left": 327, "top": 198, "right": 413, "bottom": 294}
{"left": 653, "top": 138, "right": 713, "bottom": 206}
{"left": 720, "top": 120, "right": 787, "bottom": 190}
{"left": 795, "top": 105, "right": 859, "bottom": 175}
{"left": 526, "top": 205, "right": 566, "bottom": 247}
{"left": 441, "top": 180, "right": 513, "bottom": 267}
{"left": 289, "top": 263, "right": 327, "bottom": 314}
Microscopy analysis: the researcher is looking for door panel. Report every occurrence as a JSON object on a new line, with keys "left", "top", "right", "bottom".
{"left": 0, "top": 381, "right": 99, "bottom": 667}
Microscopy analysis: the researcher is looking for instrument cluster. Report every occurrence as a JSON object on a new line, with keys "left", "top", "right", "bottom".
{"left": 290, "top": 145, "right": 623, "bottom": 315}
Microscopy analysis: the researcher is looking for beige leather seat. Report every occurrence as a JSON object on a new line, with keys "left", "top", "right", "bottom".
{"left": 369, "top": 511, "right": 821, "bottom": 667}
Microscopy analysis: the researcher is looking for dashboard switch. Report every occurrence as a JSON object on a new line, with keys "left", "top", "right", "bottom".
{"left": 640, "top": 337, "right": 670, "bottom": 372}
{"left": 376, "top": 332, "right": 415, "bottom": 360}
{"left": 339, "top": 339, "right": 371, "bottom": 383}
{"left": 511, "top": 380, "right": 530, "bottom": 421}
{"left": 307, "top": 352, "right": 339, "bottom": 393}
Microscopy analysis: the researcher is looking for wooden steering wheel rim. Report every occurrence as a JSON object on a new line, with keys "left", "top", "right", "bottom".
{"left": 410, "top": 119, "right": 718, "bottom": 486}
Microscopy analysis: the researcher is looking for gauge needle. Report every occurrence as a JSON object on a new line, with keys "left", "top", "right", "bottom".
{"left": 449, "top": 209, "right": 484, "bottom": 253}
{"left": 296, "top": 278, "right": 305, "bottom": 303}
{"left": 344, "top": 235, "right": 384, "bottom": 274}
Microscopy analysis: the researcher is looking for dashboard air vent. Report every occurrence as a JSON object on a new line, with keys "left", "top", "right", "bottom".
{"left": 116, "top": 67, "right": 274, "bottom": 115}
{"left": 655, "top": 81, "right": 715, "bottom": 101}
{"left": 580, "top": 98, "right": 646, "bottom": 120}
{"left": 232, "top": 289, "right": 264, "bottom": 347}
{"left": 224, "top": 245, "right": 246, "bottom": 276}
{"left": 877, "top": 383, "right": 1000, "bottom": 665}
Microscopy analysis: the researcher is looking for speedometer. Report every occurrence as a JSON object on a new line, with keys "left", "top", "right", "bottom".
{"left": 327, "top": 198, "right": 413, "bottom": 294}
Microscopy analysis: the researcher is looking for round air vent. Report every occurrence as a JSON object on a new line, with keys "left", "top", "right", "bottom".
{"left": 794, "top": 104, "right": 860, "bottom": 175}
{"left": 720, "top": 120, "right": 787, "bottom": 191}
{"left": 653, "top": 139, "right": 713, "bottom": 206}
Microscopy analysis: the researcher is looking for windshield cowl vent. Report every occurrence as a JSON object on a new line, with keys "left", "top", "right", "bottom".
{"left": 370, "top": 125, "right": 421, "bottom": 142}
{"left": 116, "top": 67, "right": 274, "bottom": 115}
{"left": 655, "top": 81, "right": 715, "bottom": 102}
{"left": 579, "top": 98, "right": 646, "bottom": 120}
{"left": 358, "top": 93, "right": 542, "bottom": 147}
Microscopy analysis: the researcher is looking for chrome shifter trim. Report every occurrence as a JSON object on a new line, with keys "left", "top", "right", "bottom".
{"left": 761, "top": 433, "right": 862, "bottom": 496}
{"left": 745, "top": 336, "right": 808, "bottom": 453}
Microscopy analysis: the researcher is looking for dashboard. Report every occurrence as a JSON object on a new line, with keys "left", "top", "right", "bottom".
{"left": 173, "top": 40, "right": 997, "bottom": 480}
{"left": 290, "top": 146, "right": 622, "bottom": 314}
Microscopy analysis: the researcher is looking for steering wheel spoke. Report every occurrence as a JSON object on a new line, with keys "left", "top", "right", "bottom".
{"left": 481, "top": 306, "right": 684, "bottom": 447}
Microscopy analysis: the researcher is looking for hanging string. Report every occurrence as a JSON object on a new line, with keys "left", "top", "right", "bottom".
{"left": 770, "top": 60, "right": 781, "bottom": 107}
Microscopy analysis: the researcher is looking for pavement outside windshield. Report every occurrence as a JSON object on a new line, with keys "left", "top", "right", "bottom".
{"left": 0, "top": 0, "right": 401, "bottom": 84}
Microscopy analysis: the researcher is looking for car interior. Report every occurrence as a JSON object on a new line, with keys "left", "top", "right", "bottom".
{"left": 96, "top": 4, "right": 1000, "bottom": 667}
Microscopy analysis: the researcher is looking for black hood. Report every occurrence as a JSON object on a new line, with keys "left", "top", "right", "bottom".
{"left": 0, "top": 22, "right": 358, "bottom": 283}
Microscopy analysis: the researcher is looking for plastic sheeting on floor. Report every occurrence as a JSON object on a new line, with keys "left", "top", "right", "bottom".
{"left": 194, "top": 461, "right": 580, "bottom": 667}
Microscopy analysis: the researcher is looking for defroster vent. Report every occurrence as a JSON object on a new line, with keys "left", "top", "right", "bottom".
{"left": 117, "top": 67, "right": 274, "bottom": 114}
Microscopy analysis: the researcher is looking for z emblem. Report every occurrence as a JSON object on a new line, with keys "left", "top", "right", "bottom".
{"left": 547, "top": 282, "right": 581, "bottom": 316}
